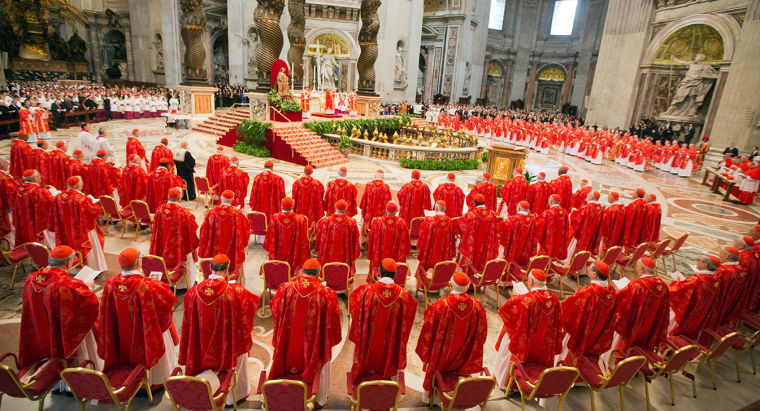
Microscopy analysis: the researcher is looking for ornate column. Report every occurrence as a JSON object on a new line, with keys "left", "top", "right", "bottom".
{"left": 357, "top": 0, "right": 381, "bottom": 96}
{"left": 254, "top": 0, "right": 285, "bottom": 92}
{"left": 179, "top": 0, "right": 207, "bottom": 84}
{"left": 287, "top": 0, "right": 306, "bottom": 90}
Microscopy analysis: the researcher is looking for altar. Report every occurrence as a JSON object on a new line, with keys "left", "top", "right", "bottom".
{"left": 486, "top": 144, "right": 528, "bottom": 185}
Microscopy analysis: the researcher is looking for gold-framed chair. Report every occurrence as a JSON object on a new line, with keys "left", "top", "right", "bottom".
{"left": 549, "top": 250, "right": 591, "bottom": 298}
{"left": 506, "top": 361, "right": 579, "bottom": 411}
{"left": 140, "top": 254, "right": 190, "bottom": 296}
{"left": 0, "top": 354, "right": 66, "bottom": 411}
{"left": 61, "top": 361, "right": 153, "bottom": 411}
{"left": 257, "top": 370, "right": 319, "bottom": 411}
{"left": 470, "top": 259, "right": 507, "bottom": 305}
{"left": 260, "top": 260, "right": 292, "bottom": 307}
{"left": 578, "top": 353, "right": 647, "bottom": 411}
{"left": 128, "top": 200, "right": 153, "bottom": 241}
{"left": 321, "top": 262, "right": 353, "bottom": 311}
{"left": 1, "top": 244, "right": 29, "bottom": 289}
{"left": 433, "top": 368, "right": 497, "bottom": 411}
{"left": 164, "top": 367, "right": 237, "bottom": 411}
{"left": 346, "top": 371, "right": 405, "bottom": 411}
{"left": 416, "top": 260, "right": 457, "bottom": 308}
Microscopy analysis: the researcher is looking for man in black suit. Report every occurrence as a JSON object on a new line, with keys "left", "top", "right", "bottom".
{"left": 750, "top": 146, "right": 759, "bottom": 161}
{"left": 723, "top": 143, "right": 739, "bottom": 158}
{"left": 103, "top": 96, "right": 111, "bottom": 120}
{"left": 50, "top": 99, "right": 65, "bottom": 128}
{"left": 683, "top": 123, "right": 696, "bottom": 144}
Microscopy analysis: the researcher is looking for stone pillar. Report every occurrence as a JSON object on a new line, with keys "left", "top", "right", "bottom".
{"left": 561, "top": 66, "right": 574, "bottom": 107}
{"left": 85, "top": 20, "right": 102, "bottom": 82}
{"left": 509, "top": 0, "right": 540, "bottom": 104}
{"left": 254, "top": 0, "right": 285, "bottom": 92}
{"left": 287, "top": 0, "right": 306, "bottom": 90}
{"left": 525, "top": 64, "right": 538, "bottom": 109}
{"left": 570, "top": 0, "right": 606, "bottom": 112}
{"left": 179, "top": 0, "right": 207, "bottom": 84}
{"left": 161, "top": 0, "right": 182, "bottom": 87}
{"left": 357, "top": 0, "right": 382, "bottom": 96}
{"left": 227, "top": 0, "right": 246, "bottom": 84}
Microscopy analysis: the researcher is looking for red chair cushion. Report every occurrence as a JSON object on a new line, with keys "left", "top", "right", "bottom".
{"left": 356, "top": 379, "right": 399, "bottom": 410}
{"left": 8, "top": 247, "right": 28, "bottom": 263}
{"left": 17, "top": 358, "right": 64, "bottom": 396}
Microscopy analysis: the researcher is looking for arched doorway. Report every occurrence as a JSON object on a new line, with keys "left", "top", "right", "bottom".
{"left": 103, "top": 30, "right": 127, "bottom": 80}
{"left": 305, "top": 31, "right": 356, "bottom": 90}
{"left": 486, "top": 60, "right": 505, "bottom": 107}
{"left": 212, "top": 33, "right": 229, "bottom": 82}
{"left": 534, "top": 65, "right": 566, "bottom": 111}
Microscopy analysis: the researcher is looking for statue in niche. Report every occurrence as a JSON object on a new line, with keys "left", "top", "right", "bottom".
{"left": 153, "top": 34, "right": 164, "bottom": 71}
{"left": 463, "top": 62, "right": 471, "bottom": 95}
{"left": 67, "top": 28, "right": 87, "bottom": 62}
{"left": 48, "top": 31, "right": 69, "bottom": 61}
{"left": 320, "top": 48, "right": 337, "bottom": 90}
{"left": 662, "top": 53, "right": 719, "bottom": 117}
{"left": 243, "top": 29, "right": 258, "bottom": 78}
{"left": 394, "top": 45, "right": 407, "bottom": 88}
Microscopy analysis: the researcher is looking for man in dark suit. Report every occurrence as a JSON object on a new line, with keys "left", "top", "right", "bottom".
{"left": 50, "top": 99, "right": 65, "bottom": 128}
{"left": 723, "top": 143, "right": 739, "bottom": 158}
{"left": 750, "top": 146, "right": 759, "bottom": 161}
{"left": 683, "top": 123, "right": 696, "bottom": 144}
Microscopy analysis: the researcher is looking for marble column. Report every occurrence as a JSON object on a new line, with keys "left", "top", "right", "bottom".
{"left": 287, "top": 0, "right": 306, "bottom": 90}
{"left": 227, "top": 0, "right": 246, "bottom": 85}
{"left": 85, "top": 20, "right": 102, "bottom": 82}
{"left": 254, "top": 0, "right": 285, "bottom": 92}
{"left": 358, "top": 0, "right": 382, "bottom": 96}
{"left": 509, "top": 0, "right": 540, "bottom": 103}
{"left": 179, "top": 0, "right": 208, "bottom": 84}
{"left": 160, "top": 0, "right": 182, "bottom": 86}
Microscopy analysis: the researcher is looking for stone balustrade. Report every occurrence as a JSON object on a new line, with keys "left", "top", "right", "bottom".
{"left": 322, "top": 133, "right": 479, "bottom": 161}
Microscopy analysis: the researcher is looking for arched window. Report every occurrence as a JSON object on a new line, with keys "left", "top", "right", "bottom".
{"left": 550, "top": 0, "right": 578, "bottom": 36}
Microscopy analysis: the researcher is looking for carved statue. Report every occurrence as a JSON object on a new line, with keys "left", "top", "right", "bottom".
{"left": 662, "top": 53, "right": 719, "bottom": 117}
{"left": 67, "top": 28, "right": 87, "bottom": 62}
{"left": 357, "top": 0, "right": 381, "bottom": 95}
{"left": 463, "top": 62, "right": 471, "bottom": 95}
{"left": 48, "top": 31, "right": 69, "bottom": 61}
{"left": 179, "top": 0, "right": 207, "bottom": 83}
{"left": 244, "top": 29, "right": 258, "bottom": 78}
{"left": 287, "top": 0, "right": 306, "bottom": 89}
{"left": 105, "top": 8, "right": 121, "bottom": 28}
{"left": 153, "top": 34, "right": 164, "bottom": 71}
{"left": 394, "top": 45, "right": 408, "bottom": 89}
{"left": 254, "top": 0, "right": 285, "bottom": 91}
{"left": 276, "top": 67, "right": 290, "bottom": 97}
{"left": 320, "top": 48, "right": 337, "bottom": 90}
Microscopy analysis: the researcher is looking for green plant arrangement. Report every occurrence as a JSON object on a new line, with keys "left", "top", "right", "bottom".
{"left": 233, "top": 141, "right": 271, "bottom": 157}
{"left": 337, "top": 135, "right": 353, "bottom": 149}
{"left": 399, "top": 158, "right": 479, "bottom": 171}
{"left": 237, "top": 119, "right": 271, "bottom": 146}
{"left": 266, "top": 89, "right": 302, "bottom": 112}
{"left": 304, "top": 115, "right": 411, "bottom": 137}
{"left": 482, "top": 150, "right": 489, "bottom": 163}
{"left": 523, "top": 170, "right": 536, "bottom": 184}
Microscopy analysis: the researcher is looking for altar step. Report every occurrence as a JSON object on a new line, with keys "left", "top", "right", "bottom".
{"left": 272, "top": 126, "right": 348, "bottom": 168}
{"left": 193, "top": 107, "right": 250, "bottom": 139}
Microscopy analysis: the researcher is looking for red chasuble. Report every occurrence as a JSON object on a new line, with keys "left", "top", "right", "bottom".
{"left": 497, "top": 289, "right": 562, "bottom": 368}
{"left": 10, "top": 139, "right": 34, "bottom": 178}
{"left": 269, "top": 275, "right": 341, "bottom": 382}
{"left": 571, "top": 186, "right": 592, "bottom": 209}
{"left": 48, "top": 150, "right": 71, "bottom": 190}
{"left": 623, "top": 198, "right": 648, "bottom": 248}
{"left": 498, "top": 175, "right": 528, "bottom": 216}
{"left": 249, "top": 171, "right": 285, "bottom": 223}
{"left": 31, "top": 148, "right": 50, "bottom": 186}
{"left": 205, "top": 153, "right": 229, "bottom": 189}
{"left": 415, "top": 293, "right": 487, "bottom": 392}
{"left": 19, "top": 267, "right": 98, "bottom": 368}
{"left": 199, "top": 205, "right": 252, "bottom": 271}
{"left": 433, "top": 183, "right": 465, "bottom": 218}
{"left": 150, "top": 202, "right": 200, "bottom": 268}
{"left": 536, "top": 205, "right": 570, "bottom": 260}
{"left": 457, "top": 207, "right": 501, "bottom": 274}
{"left": 416, "top": 214, "right": 456, "bottom": 275}
{"left": 263, "top": 211, "right": 310, "bottom": 274}
{"left": 126, "top": 137, "right": 149, "bottom": 169}
{"left": 146, "top": 167, "right": 184, "bottom": 212}
{"left": 13, "top": 183, "right": 54, "bottom": 245}
{"left": 613, "top": 276, "right": 669, "bottom": 353}
{"left": 397, "top": 180, "right": 431, "bottom": 223}
{"left": 50, "top": 190, "right": 103, "bottom": 258}
{"left": 119, "top": 164, "right": 149, "bottom": 208}
{"left": 292, "top": 175, "right": 325, "bottom": 229}
{"left": 641, "top": 203, "right": 662, "bottom": 243}
{"left": 668, "top": 273, "right": 720, "bottom": 340}
{"left": 359, "top": 179, "right": 392, "bottom": 228}
{"left": 549, "top": 175, "right": 573, "bottom": 211}
{"left": 740, "top": 250, "right": 760, "bottom": 310}
{"left": 218, "top": 165, "right": 249, "bottom": 208}
{"left": 600, "top": 203, "right": 626, "bottom": 248}
{"left": 324, "top": 178, "right": 358, "bottom": 217}
{"left": 179, "top": 278, "right": 259, "bottom": 376}
{"left": 97, "top": 274, "right": 178, "bottom": 370}
{"left": 149, "top": 144, "right": 175, "bottom": 172}
{"left": 68, "top": 159, "right": 88, "bottom": 182}
{"left": 712, "top": 263, "right": 749, "bottom": 328}
{"left": 348, "top": 281, "right": 417, "bottom": 383}
{"left": 466, "top": 182, "right": 498, "bottom": 211}
{"left": 570, "top": 202, "right": 604, "bottom": 252}
{"left": 315, "top": 213, "right": 361, "bottom": 275}
{"left": 0, "top": 171, "right": 19, "bottom": 239}
{"left": 498, "top": 213, "right": 538, "bottom": 266}
{"left": 366, "top": 216, "right": 410, "bottom": 280}
{"left": 561, "top": 283, "right": 616, "bottom": 364}
{"left": 86, "top": 158, "right": 121, "bottom": 198}
{"left": 527, "top": 180, "right": 551, "bottom": 215}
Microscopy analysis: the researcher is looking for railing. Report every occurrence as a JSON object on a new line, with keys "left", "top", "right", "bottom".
{"left": 322, "top": 133, "right": 478, "bottom": 161}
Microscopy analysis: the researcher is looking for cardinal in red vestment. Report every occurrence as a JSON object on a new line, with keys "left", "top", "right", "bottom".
{"left": 599, "top": 192, "right": 626, "bottom": 250}
{"left": 433, "top": 173, "right": 465, "bottom": 218}
{"left": 359, "top": 169, "right": 393, "bottom": 233}
{"left": 324, "top": 167, "right": 358, "bottom": 217}
{"left": 263, "top": 197, "right": 310, "bottom": 274}
{"left": 623, "top": 188, "right": 648, "bottom": 248}
{"left": 98, "top": 248, "right": 178, "bottom": 385}
{"left": 315, "top": 199, "right": 361, "bottom": 276}
{"left": 527, "top": 172, "right": 551, "bottom": 215}
{"left": 366, "top": 202, "right": 410, "bottom": 281}
{"left": 738, "top": 235, "right": 760, "bottom": 310}
{"left": 68, "top": 150, "right": 88, "bottom": 181}
{"left": 86, "top": 150, "right": 122, "bottom": 198}
{"left": 30, "top": 140, "right": 51, "bottom": 186}
{"left": 48, "top": 141, "right": 71, "bottom": 190}
{"left": 149, "top": 138, "right": 175, "bottom": 172}
{"left": 178, "top": 254, "right": 259, "bottom": 401}
{"left": 535, "top": 195, "right": 571, "bottom": 261}
{"left": 416, "top": 201, "right": 456, "bottom": 277}
{"left": 571, "top": 179, "right": 591, "bottom": 209}
{"left": 269, "top": 259, "right": 342, "bottom": 407}
{"left": 119, "top": 155, "right": 149, "bottom": 208}
{"left": 349, "top": 259, "right": 417, "bottom": 383}
{"left": 499, "top": 168, "right": 529, "bottom": 217}
{"left": 292, "top": 165, "right": 324, "bottom": 229}
{"left": 549, "top": 166, "right": 573, "bottom": 211}
{"left": 10, "top": 135, "right": 34, "bottom": 179}
{"left": 668, "top": 255, "right": 721, "bottom": 340}
{"left": 199, "top": 191, "right": 252, "bottom": 273}
{"left": 13, "top": 170, "right": 54, "bottom": 246}
{"left": 146, "top": 158, "right": 184, "bottom": 212}
{"left": 710, "top": 246, "right": 750, "bottom": 331}
{"left": 218, "top": 157, "right": 249, "bottom": 208}
{"left": 397, "top": 170, "right": 431, "bottom": 223}
{"left": 150, "top": 188, "right": 200, "bottom": 285}
{"left": 126, "top": 129, "right": 150, "bottom": 170}
{"left": 570, "top": 190, "right": 604, "bottom": 254}
{"left": 50, "top": 176, "right": 106, "bottom": 270}
{"left": 19, "top": 246, "right": 99, "bottom": 369}
{"left": 641, "top": 193, "right": 662, "bottom": 243}
{"left": 494, "top": 269, "right": 562, "bottom": 388}
{"left": 498, "top": 201, "right": 539, "bottom": 274}
{"left": 415, "top": 273, "right": 487, "bottom": 400}
{"left": 457, "top": 194, "right": 501, "bottom": 275}
{"left": 613, "top": 258, "right": 669, "bottom": 354}
{"left": 0, "top": 160, "right": 19, "bottom": 244}
{"left": 206, "top": 146, "right": 229, "bottom": 190}
{"left": 249, "top": 161, "right": 285, "bottom": 223}
{"left": 466, "top": 173, "right": 497, "bottom": 211}
{"left": 560, "top": 262, "right": 616, "bottom": 365}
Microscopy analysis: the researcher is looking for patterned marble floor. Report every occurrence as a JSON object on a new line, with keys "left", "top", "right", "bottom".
{"left": 0, "top": 115, "right": 759, "bottom": 410}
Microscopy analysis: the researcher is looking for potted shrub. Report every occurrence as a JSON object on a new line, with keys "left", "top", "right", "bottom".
{"left": 337, "top": 135, "right": 353, "bottom": 156}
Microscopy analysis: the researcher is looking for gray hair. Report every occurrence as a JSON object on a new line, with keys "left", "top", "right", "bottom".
{"left": 98, "top": 128, "right": 106, "bottom": 135}
{"left": 48, "top": 254, "right": 73, "bottom": 267}
{"left": 22, "top": 171, "right": 38, "bottom": 182}
{"left": 700, "top": 255, "right": 718, "bottom": 272}
{"left": 210, "top": 261, "right": 229, "bottom": 273}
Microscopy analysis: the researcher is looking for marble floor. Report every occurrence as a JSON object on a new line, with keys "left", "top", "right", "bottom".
{"left": 0, "top": 115, "right": 759, "bottom": 410}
